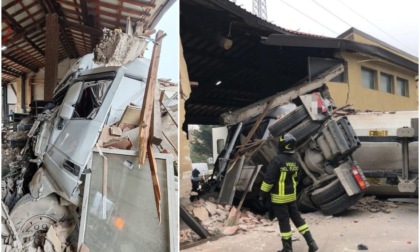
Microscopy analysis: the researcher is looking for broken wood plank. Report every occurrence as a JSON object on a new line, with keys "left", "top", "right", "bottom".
{"left": 147, "top": 142, "right": 162, "bottom": 223}
{"left": 152, "top": 83, "right": 162, "bottom": 144}
{"left": 162, "top": 131, "right": 178, "bottom": 155}
{"left": 237, "top": 97, "right": 275, "bottom": 154}
{"left": 138, "top": 30, "right": 166, "bottom": 164}
{"left": 119, "top": 105, "right": 142, "bottom": 131}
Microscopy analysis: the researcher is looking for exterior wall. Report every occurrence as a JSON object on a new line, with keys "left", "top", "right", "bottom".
{"left": 180, "top": 40, "right": 193, "bottom": 197}
{"left": 327, "top": 52, "right": 418, "bottom": 111}
{"left": 343, "top": 31, "right": 417, "bottom": 63}
{"left": 13, "top": 78, "right": 31, "bottom": 113}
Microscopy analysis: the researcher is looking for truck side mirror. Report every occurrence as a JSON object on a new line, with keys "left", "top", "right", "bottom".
{"left": 59, "top": 81, "right": 83, "bottom": 120}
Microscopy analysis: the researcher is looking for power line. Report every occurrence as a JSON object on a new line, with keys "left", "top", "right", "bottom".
{"left": 337, "top": 0, "right": 417, "bottom": 55}
{"left": 312, "top": 0, "right": 352, "bottom": 28}
{"left": 279, "top": 0, "right": 340, "bottom": 36}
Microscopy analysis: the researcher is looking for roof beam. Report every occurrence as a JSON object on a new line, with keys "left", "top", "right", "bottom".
{"left": 4, "top": 20, "right": 46, "bottom": 47}
{"left": 99, "top": 2, "right": 150, "bottom": 17}
{"left": 80, "top": 0, "right": 90, "bottom": 25}
{"left": 2, "top": 68, "right": 21, "bottom": 77}
{"left": 61, "top": 19, "right": 103, "bottom": 36}
{"left": 40, "top": 0, "right": 79, "bottom": 58}
{"left": 123, "top": 0, "right": 155, "bottom": 8}
{"left": 2, "top": 9, "right": 45, "bottom": 57}
{"left": 2, "top": 52, "right": 39, "bottom": 72}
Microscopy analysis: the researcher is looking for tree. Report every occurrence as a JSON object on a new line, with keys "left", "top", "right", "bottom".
{"left": 190, "top": 125, "right": 214, "bottom": 163}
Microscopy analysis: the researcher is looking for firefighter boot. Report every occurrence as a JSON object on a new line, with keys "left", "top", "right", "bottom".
{"left": 278, "top": 238, "right": 293, "bottom": 252}
{"left": 303, "top": 231, "right": 318, "bottom": 252}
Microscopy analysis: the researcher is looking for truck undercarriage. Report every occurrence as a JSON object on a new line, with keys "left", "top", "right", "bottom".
{"left": 199, "top": 65, "right": 371, "bottom": 216}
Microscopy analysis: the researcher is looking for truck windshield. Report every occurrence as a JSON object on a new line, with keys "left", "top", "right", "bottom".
{"left": 73, "top": 79, "right": 113, "bottom": 119}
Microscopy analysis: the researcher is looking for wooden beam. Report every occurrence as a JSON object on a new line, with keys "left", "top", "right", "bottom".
{"left": 147, "top": 142, "right": 161, "bottom": 223}
{"left": 2, "top": 52, "right": 39, "bottom": 72}
{"left": 152, "top": 84, "right": 162, "bottom": 144}
{"left": 62, "top": 19, "right": 103, "bottom": 36}
{"left": 2, "top": 69, "right": 20, "bottom": 77}
{"left": 123, "top": 0, "right": 155, "bottom": 8}
{"left": 220, "top": 64, "right": 345, "bottom": 125}
{"left": 4, "top": 20, "right": 46, "bottom": 47}
{"left": 44, "top": 13, "right": 59, "bottom": 100}
{"left": 79, "top": 0, "right": 90, "bottom": 25}
{"left": 99, "top": 2, "right": 150, "bottom": 17}
{"left": 138, "top": 30, "right": 166, "bottom": 164}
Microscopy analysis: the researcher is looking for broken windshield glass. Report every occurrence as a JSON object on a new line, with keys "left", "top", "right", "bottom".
{"left": 73, "top": 79, "right": 113, "bottom": 119}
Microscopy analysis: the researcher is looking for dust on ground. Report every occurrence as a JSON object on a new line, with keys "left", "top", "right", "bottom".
{"left": 180, "top": 196, "right": 418, "bottom": 252}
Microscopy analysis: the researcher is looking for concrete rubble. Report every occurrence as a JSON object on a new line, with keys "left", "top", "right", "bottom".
{"left": 353, "top": 196, "right": 398, "bottom": 213}
{"left": 180, "top": 198, "right": 281, "bottom": 244}
{"left": 93, "top": 27, "right": 148, "bottom": 66}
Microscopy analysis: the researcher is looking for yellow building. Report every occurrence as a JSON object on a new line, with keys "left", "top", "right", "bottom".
{"left": 327, "top": 28, "right": 418, "bottom": 111}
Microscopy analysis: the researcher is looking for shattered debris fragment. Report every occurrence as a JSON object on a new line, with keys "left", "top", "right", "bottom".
{"left": 93, "top": 28, "right": 148, "bottom": 66}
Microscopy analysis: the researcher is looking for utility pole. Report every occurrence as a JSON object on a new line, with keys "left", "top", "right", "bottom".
{"left": 252, "top": 0, "right": 267, "bottom": 20}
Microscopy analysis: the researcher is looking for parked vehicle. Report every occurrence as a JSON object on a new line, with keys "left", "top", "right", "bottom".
{"left": 347, "top": 111, "right": 418, "bottom": 196}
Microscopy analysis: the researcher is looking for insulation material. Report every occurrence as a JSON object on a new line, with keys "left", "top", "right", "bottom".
{"left": 94, "top": 28, "right": 148, "bottom": 66}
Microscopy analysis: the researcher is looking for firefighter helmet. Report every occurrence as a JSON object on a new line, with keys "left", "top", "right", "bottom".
{"left": 278, "top": 133, "right": 297, "bottom": 153}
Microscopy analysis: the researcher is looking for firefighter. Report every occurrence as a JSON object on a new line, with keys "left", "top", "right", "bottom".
{"left": 259, "top": 133, "right": 318, "bottom": 252}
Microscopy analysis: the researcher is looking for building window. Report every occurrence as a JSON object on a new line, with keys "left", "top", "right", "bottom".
{"left": 380, "top": 73, "right": 393, "bottom": 94}
{"left": 396, "top": 78, "right": 409, "bottom": 97}
{"left": 362, "top": 67, "right": 376, "bottom": 90}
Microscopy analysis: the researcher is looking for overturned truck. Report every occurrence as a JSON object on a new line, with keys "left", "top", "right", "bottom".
{"left": 208, "top": 65, "right": 369, "bottom": 216}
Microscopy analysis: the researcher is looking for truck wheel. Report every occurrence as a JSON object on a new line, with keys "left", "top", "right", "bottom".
{"left": 9, "top": 194, "right": 71, "bottom": 246}
{"left": 297, "top": 191, "right": 318, "bottom": 213}
{"left": 269, "top": 106, "right": 309, "bottom": 137}
{"left": 289, "top": 119, "right": 323, "bottom": 144}
{"left": 319, "top": 192, "right": 364, "bottom": 216}
{"left": 310, "top": 179, "right": 346, "bottom": 207}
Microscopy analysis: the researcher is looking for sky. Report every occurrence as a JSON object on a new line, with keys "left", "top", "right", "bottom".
{"left": 235, "top": 0, "right": 419, "bottom": 57}
{"left": 144, "top": 0, "right": 179, "bottom": 82}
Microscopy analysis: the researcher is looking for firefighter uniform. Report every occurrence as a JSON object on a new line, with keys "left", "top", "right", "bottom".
{"left": 260, "top": 133, "right": 318, "bottom": 252}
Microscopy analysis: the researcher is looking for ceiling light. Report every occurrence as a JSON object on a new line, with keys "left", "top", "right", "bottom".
{"left": 215, "top": 80, "right": 222, "bottom": 86}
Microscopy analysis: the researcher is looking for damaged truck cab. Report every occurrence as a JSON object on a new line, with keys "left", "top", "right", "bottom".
{"left": 2, "top": 54, "right": 150, "bottom": 251}
{"left": 29, "top": 54, "right": 148, "bottom": 206}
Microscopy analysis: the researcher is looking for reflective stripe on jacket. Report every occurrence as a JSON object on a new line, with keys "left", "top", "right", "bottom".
{"left": 260, "top": 153, "right": 300, "bottom": 204}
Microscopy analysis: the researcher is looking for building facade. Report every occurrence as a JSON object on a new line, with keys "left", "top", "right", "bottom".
{"left": 327, "top": 28, "right": 418, "bottom": 111}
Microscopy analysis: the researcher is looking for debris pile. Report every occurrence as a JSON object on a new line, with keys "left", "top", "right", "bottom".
{"left": 353, "top": 196, "right": 398, "bottom": 213}
{"left": 93, "top": 26, "right": 149, "bottom": 66}
{"left": 180, "top": 198, "right": 278, "bottom": 243}
{"left": 5, "top": 131, "right": 28, "bottom": 148}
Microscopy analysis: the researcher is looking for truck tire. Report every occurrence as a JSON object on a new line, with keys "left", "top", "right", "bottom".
{"left": 310, "top": 179, "right": 346, "bottom": 207}
{"left": 269, "top": 106, "right": 309, "bottom": 137}
{"left": 9, "top": 194, "right": 71, "bottom": 244}
{"left": 297, "top": 191, "right": 318, "bottom": 213}
{"left": 319, "top": 192, "right": 364, "bottom": 216}
{"left": 289, "top": 119, "right": 323, "bottom": 144}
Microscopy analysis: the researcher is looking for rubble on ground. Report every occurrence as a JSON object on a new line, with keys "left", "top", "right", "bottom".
{"left": 180, "top": 198, "right": 279, "bottom": 244}
{"left": 5, "top": 131, "right": 28, "bottom": 148}
{"left": 353, "top": 196, "right": 398, "bottom": 213}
